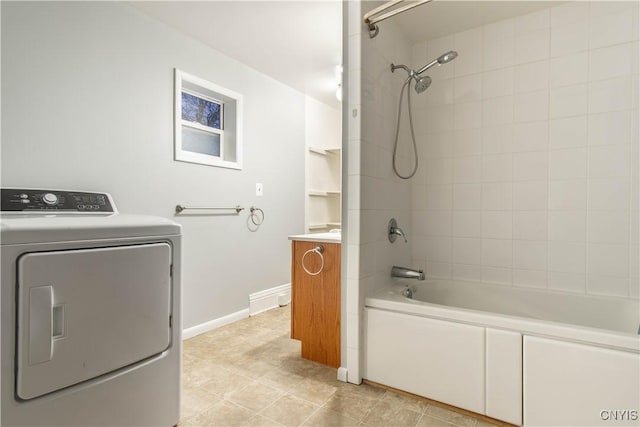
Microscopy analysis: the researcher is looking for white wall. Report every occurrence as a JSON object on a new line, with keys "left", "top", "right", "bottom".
{"left": 410, "top": 1, "right": 639, "bottom": 299}
{"left": 1, "top": 2, "right": 306, "bottom": 329}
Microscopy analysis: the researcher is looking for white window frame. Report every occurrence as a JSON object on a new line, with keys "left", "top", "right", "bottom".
{"left": 174, "top": 69, "right": 243, "bottom": 170}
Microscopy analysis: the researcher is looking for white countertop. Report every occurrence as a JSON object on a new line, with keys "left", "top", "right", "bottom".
{"left": 288, "top": 232, "right": 341, "bottom": 243}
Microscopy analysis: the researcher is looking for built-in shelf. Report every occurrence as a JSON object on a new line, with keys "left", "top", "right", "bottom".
{"left": 308, "top": 190, "right": 341, "bottom": 197}
{"left": 309, "top": 146, "right": 341, "bottom": 156}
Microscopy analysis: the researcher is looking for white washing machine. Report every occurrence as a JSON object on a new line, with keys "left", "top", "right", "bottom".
{"left": 0, "top": 188, "right": 182, "bottom": 426}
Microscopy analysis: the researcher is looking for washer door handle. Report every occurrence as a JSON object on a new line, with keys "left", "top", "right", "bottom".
{"left": 29, "top": 285, "right": 53, "bottom": 365}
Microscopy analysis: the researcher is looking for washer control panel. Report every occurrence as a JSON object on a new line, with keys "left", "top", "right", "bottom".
{"left": 1, "top": 189, "right": 116, "bottom": 213}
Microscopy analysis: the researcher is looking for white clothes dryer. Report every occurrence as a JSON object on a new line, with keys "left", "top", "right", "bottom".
{"left": 1, "top": 188, "right": 181, "bottom": 426}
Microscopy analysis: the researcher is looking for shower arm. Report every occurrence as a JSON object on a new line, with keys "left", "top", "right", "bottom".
{"left": 415, "top": 59, "right": 438, "bottom": 75}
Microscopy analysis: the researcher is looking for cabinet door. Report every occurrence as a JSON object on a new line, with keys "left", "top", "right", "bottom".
{"left": 364, "top": 308, "right": 485, "bottom": 414}
{"left": 524, "top": 336, "right": 640, "bottom": 426}
{"left": 291, "top": 241, "right": 340, "bottom": 367}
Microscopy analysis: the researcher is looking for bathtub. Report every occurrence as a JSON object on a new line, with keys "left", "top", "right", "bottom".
{"left": 364, "top": 280, "right": 640, "bottom": 427}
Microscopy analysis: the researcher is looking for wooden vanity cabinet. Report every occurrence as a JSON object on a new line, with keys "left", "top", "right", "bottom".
{"left": 290, "top": 240, "right": 340, "bottom": 368}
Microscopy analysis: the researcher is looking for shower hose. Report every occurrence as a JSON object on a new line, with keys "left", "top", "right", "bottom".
{"left": 392, "top": 76, "right": 419, "bottom": 180}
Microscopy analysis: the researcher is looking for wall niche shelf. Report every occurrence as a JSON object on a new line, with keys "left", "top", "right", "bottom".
{"left": 309, "top": 146, "right": 341, "bottom": 156}
{"left": 308, "top": 190, "right": 341, "bottom": 197}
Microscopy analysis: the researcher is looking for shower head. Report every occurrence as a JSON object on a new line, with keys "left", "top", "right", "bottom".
{"left": 437, "top": 50, "right": 458, "bottom": 64}
{"left": 415, "top": 50, "right": 458, "bottom": 75}
{"left": 414, "top": 75, "right": 432, "bottom": 93}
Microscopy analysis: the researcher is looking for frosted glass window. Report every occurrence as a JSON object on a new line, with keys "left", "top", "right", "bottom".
{"left": 181, "top": 126, "right": 221, "bottom": 157}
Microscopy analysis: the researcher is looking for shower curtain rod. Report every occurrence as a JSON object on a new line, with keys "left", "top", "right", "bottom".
{"left": 363, "top": 0, "right": 433, "bottom": 38}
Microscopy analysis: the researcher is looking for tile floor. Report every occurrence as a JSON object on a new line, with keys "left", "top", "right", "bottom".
{"left": 180, "top": 306, "right": 504, "bottom": 427}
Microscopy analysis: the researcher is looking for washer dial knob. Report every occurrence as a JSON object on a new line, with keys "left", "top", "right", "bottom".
{"left": 42, "top": 193, "right": 58, "bottom": 205}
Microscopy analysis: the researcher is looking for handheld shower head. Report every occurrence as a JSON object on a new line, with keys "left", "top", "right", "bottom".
{"left": 437, "top": 50, "right": 458, "bottom": 64}
{"left": 414, "top": 75, "right": 432, "bottom": 93}
{"left": 415, "top": 50, "right": 458, "bottom": 75}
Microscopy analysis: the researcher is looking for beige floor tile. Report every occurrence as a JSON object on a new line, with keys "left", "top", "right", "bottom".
{"left": 228, "top": 381, "right": 286, "bottom": 412}
{"left": 259, "top": 394, "right": 320, "bottom": 427}
{"left": 426, "top": 406, "right": 477, "bottom": 427}
{"left": 302, "top": 407, "right": 360, "bottom": 427}
{"left": 381, "top": 391, "right": 430, "bottom": 414}
{"left": 287, "top": 377, "right": 339, "bottom": 406}
{"left": 241, "top": 414, "right": 286, "bottom": 426}
{"left": 199, "top": 367, "right": 253, "bottom": 398}
{"left": 417, "top": 414, "right": 456, "bottom": 427}
{"left": 323, "top": 391, "right": 380, "bottom": 422}
{"left": 181, "top": 385, "right": 221, "bottom": 419}
{"left": 186, "top": 400, "right": 256, "bottom": 426}
{"left": 335, "top": 383, "right": 385, "bottom": 401}
{"left": 475, "top": 420, "right": 500, "bottom": 427}
{"left": 257, "top": 367, "right": 306, "bottom": 392}
{"left": 362, "top": 400, "right": 423, "bottom": 427}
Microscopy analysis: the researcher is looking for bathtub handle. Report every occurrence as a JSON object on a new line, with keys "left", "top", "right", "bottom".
{"left": 301, "top": 246, "right": 324, "bottom": 276}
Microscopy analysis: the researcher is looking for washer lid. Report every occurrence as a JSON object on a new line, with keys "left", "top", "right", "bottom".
{"left": 1, "top": 214, "right": 181, "bottom": 244}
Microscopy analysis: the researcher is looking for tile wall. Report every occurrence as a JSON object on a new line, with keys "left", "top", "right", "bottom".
{"left": 409, "top": 1, "right": 639, "bottom": 298}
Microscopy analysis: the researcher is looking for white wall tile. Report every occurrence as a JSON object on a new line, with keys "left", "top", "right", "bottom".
{"left": 423, "top": 132, "right": 454, "bottom": 159}
{"left": 453, "top": 183, "right": 482, "bottom": 210}
{"left": 589, "top": 8, "right": 634, "bottom": 50}
{"left": 513, "top": 121, "right": 548, "bottom": 152}
{"left": 482, "top": 125, "right": 514, "bottom": 154}
{"left": 453, "top": 264, "right": 482, "bottom": 282}
{"left": 549, "top": 116, "right": 588, "bottom": 149}
{"left": 514, "top": 90, "right": 549, "bottom": 123}
{"left": 550, "top": 20, "right": 589, "bottom": 57}
{"left": 549, "top": 148, "right": 587, "bottom": 179}
{"left": 454, "top": 74, "right": 482, "bottom": 103}
{"left": 513, "top": 240, "right": 547, "bottom": 270}
{"left": 588, "top": 111, "right": 631, "bottom": 146}
{"left": 589, "top": 77, "right": 632, "bottom": 114}
{"left": 588, "top": 177, "right": 630, "bottom": 211}
{"left": 513, "top": 269, "right": 547, "bottom": 288}
{"left": 549, "top": 179, "right": 587, "bottom": 210}
{"left": 588, "top": 243, "right": 629, "bottom": 277}
{"left": 425, "top": 261, "right": 452, "bottom": 279}
{"left": 482, "top": 266, "right": 512, "bottom": 285}
{"left": 588, "top": 211, "right": 629, "bottom": 244}
{"left": 452, "top": 237, "right": 482, "bottom": 265}
{"left": 515, "top": 8, "right": 550, "bottom": 35}
{"left": 483, "top": 38, "right": 515, "bottom": 71}
{"left": 550, "top": 84, "right": 588, "bottom": 118}
{"left": 453, "top": 155, "right": 481, "bottom": 183}
{"left": 516, "top": 28, "right": 550, "bottom": 64}
{"left": 589, "top": 43, "right": 633, "bottom": 82}
{"left": 513, "top": 181, "right": 548, "bottom": 210}
{"left": 514, "top": 151, "right": 548, "bottom": 181}
{"left": 550, "top": 2, "right": 589, "bottom": 28}
{"left": 453, "top": 101, "right": 482, "bottom": 130}
{"left": 483, "top": 68, "right": 514, "bottom": 99}
{"left": 453, "top": 129, "right": 482, "bottom": 157}
{"left": 513, "top": 211, "right": 548, "bottom": 241}
{"left": 482, "top": 211, "right": 513, "bottom": 239}
{"left": 482, "top": 239, "right": 513, "bottom": 267}
{"left": 588, "top": 145, "right": 630, "bottom": 178}
{"left": 514, "top": 60, "right": 549, "bottom": 94}
{"left": 425, "top": 237, "right": 453, "bottom": 262}
{"left": 548, "top": 241, "right": 586, "bottom": 273}
{"left": 425, "top": 157, "right": 453, "bottom": 185}
{"left": 548, "top": 271, "right": 585, "bottom": 293}
{"left": 549, "top": 52, "right": 588, "bottom": 88}
{"left": 587, "top": 275, "right": 629, "bottom": 297}
{"left": 453, "top": 211, "right": 482, "bottom": 237}
{"left": 549, "top": 211, "right": 586, "bottom": 242}
{"left": 482, "top": 182, "right": 513, "bottom": 210}
{"left": 425, "top": 184, "right": 453, "bottom": 211}
{"left": 454, "top": 28, "right": 483, "bottom": 77}
{"left": 424, "top": 211, "right": 452, "bottom": 237}
{"left": 483, "top": 96, "right": 514, "bottom": 126}
{"left": 482, "top": 153, "right": 513, "bottom": 182}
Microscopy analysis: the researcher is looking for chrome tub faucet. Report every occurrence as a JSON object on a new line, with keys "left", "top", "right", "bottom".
{"left": 391, "top": 266, "right": 425, "bottom": 281}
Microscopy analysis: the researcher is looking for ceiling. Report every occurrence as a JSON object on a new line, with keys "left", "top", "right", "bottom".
{"left": 129, "top": 1, "right": 343, "bottom": 108}
{"left": 130, "top": 1, "right": 565, "bottom": 109}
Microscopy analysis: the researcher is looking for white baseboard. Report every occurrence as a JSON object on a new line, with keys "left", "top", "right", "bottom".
{"left": 249, "top": 283, "right": 291, "bottom": 316}
{"left": 337, "top": 367, "right": 348, "bottom": 383}
{"left": 182, "top": 308, "right": 249, "bottom": 340}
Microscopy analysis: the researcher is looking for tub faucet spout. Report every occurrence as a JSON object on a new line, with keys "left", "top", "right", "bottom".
{"left": 391, "top": 266, "right": 425, "bottom": 280}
